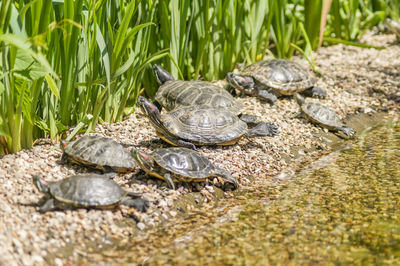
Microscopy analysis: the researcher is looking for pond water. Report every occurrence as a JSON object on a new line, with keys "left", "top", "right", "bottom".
{"left": 129, "top": 115, "right": 400, "bottom": 265}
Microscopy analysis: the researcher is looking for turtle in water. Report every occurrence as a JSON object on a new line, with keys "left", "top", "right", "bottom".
{"left": 226, "top": 59, "right": 326, "bottom": 104}
{"left": 131, "top": 147, "right": 238, "bottom": 190}
{"left": 294, "top": 93, "right": 355, "bottom": 137}
{"left": 153, "top": 64, "right": 243, "bottom": 115}
{"left": 137, "top": 96, "right": 278, "bottom": 149}
{"left": 61, "top": 135, "right": 135, "bottom": 173}
{"left": 32, "top": 173, "right": 149, "bottom": 212}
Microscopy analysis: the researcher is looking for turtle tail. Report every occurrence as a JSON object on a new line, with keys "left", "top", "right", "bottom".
{"left": 212, "top": 168, "right": 239, "bottom": 190}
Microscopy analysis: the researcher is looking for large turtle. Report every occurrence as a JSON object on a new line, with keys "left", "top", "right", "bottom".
{"left": 226, "top": 59, "right": 326, "bottom": 104}
{"left": 32, "top": 173, "right": 149, "bottom": 212}
{"left": 294, "top": 93, "right": 355, "bottom": 137}
{"left": 153, "top": 64, "right": 243, "bottom": 115}
{"left": 61, "top": 135, "right": 135, "bottom": 173}
{"left": 131, "top": 147, "right": 238, "bottom": 190}
{"left": 137, "top": 96, "right": 278, "bottom": 149}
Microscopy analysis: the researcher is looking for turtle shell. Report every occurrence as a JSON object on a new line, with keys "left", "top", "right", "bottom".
{"left": 155, "top": 80, "right": 242, "bottom": 114}
{"left": 241, "top": 59, "right": 315, "bottom": 95}
{"left": 301, "top": 102, "right": 345, "bottom": 131}
{"left": 152, "top": 147, "right": 218, "bottom": 181}
{"left": 48, "top": 174, "right": 127, "bottom": 207}
{"left": 63, "top": 135, "right": 135, "bottom": 172}
{"left": 161, "top": 106, "right": 247, "bottom": 145}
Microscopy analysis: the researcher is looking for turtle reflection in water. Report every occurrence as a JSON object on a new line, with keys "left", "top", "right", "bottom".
{"left": 32, "top": 174, "right": 149, "bottom": 212}
{"left": 131, "top": 147, "right": 238, "bottom": 190}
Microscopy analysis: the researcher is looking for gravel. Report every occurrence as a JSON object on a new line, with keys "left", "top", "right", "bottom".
{"left": 0, "top": 32, "right": 399, "bottom": 265}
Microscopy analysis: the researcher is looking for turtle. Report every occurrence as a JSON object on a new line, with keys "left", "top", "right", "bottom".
{"left": 60, "top": 135, "right": 135, "bottom": 173}
{"left": 32, "top": 173, "right": 149, "bottom": 212}
{"left": 137, "top": 96, "right": 278, "bottom": 149}
{"left": 294, "top": 93, "right": 355, "bottom": 137}
{"left": 153, "top": 64, "right": 243, "bottom": 115}
{"left": 226, "top": 59, "right": 326, "bottom": 104}
{"left": 131, "top": 147, "right": 238, "bottom": 190}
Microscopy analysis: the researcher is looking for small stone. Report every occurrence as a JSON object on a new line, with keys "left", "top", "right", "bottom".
{"left": 137, "top": 222, "right": 145, "bottom": 231}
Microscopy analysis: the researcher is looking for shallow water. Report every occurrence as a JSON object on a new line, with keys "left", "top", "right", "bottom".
{"left": 126, "top": 116, "right": 400, "bottom": 265}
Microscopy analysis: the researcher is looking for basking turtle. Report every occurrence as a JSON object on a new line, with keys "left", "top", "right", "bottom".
{"left": 131, "top": 147, "right": 238, "bottom": 190}
{"left": 153, "top": 64, "right": 243, "bottom": 115}
{"left": 61, "top": 135, "right": 135, "bottom": 173}
{"left": 137, "top": 96, "right": 278, "bottom": 149}
{"left": 32, "top": 173, "right": 149, "bottom": 212}
{"left": 294, "top": 93, "right": 355, "bottom": 137}
{"left": 226, "top": 59, "right": 326, "bottom": 104}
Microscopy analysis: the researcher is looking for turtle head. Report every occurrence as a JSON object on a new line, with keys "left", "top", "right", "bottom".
{"left": 32, "top": 175, "right": 50, "bottom": 194}
{"left": 153, "top": 64, "right": 174, "bottom": 85}
{"left": 131, "top": 149, "right": 155, "bottom": 173}
{"left": 137, "top": 96, "right": 163, "bottom": 123}
{"left": 225, "top": 72, "right": 255, "bottom": 95}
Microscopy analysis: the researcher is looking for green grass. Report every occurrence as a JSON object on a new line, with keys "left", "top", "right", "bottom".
{"left": 0, "top": 0, "right": 398, "bottom": 154}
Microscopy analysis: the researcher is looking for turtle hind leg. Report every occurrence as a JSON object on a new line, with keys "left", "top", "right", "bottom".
{"left": 302, "top": 86, "right": 327, "bottom": 99}
{"left": 246, "top": 122, "right": 279, "bottom": 137}
{"left": 121, "top": 198, "right": 150, "bottom": 212}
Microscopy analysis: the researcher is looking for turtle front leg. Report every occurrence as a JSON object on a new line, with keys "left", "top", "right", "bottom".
{"left": 338, "top": 126, "right": 355, "bottom": 138}
{"left": 302, "top": 86, "right": 327, "bottom": 99}
{"left": 121, "top": 198, "right": 150, "bottom": 212}
{"left": 256, "top": 88, "right": 277, "bottom": 104}
{"left": 38, "top": 198, "right": 57, "bottom": 212}
{"left": 246, "top": 122, "right": 279, "bottom": 137}
{"left": 163, "top": 173, "right": 176, "bottom": 190}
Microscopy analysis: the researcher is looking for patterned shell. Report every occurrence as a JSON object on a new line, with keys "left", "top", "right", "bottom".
{"left": 301, "top": 102, "right": 345, "bottom": 131}
{"left": 155, "top": 80, "right": 242, "bottom": 114}
{"left": 162, "top": 106, "right": 247, "bottom": 145}
{"left": 152, "top": 147, "right": 218, "bottom": 179}
{"left": 241, "top": 59, "right": 315, "bottom": 95}
{"left": 63, "top": 135, "right": 135, "bottom": 172}
{"left": 48, "top": 174, "right": 126, "bottom": 206}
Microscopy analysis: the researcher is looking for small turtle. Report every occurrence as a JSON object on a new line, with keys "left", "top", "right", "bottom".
{"left": 153, "top": 64, "right": 243, "bottom": 115}
{"left": 32, "top": 173, "right": 149, "bottom": 212}
{"left": 61, "top": 135, "right": 135, "bottom": 173}
{"left": 131, "top": 147, "right": 238, "bottom": 190}
{"left": 226, "top": 59, "right": 326, "bottom": 104}
{"left": 294, "top": 93, "right": 355, "bottom": 137}
{"left": 137, "top": 96, "right": 278, "bottom": 149}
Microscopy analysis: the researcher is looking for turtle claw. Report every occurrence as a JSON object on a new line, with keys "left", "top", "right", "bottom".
{"left": 246, "top": 122, "right": 279, "bottom": 137}
{"left": 339, "top": 126, "right": 355, "bottom": 138}
{"left": 303, "top": 86, "right": 327, "bottom": 99}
